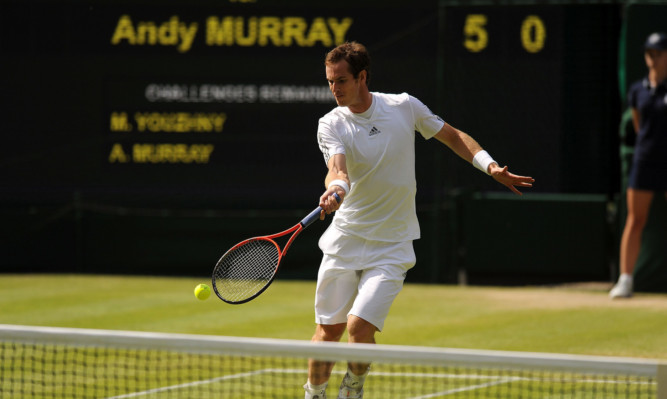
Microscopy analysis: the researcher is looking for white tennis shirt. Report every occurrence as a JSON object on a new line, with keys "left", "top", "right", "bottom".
{"left": 317, "top": 92, "right": 445, "bottom": 242}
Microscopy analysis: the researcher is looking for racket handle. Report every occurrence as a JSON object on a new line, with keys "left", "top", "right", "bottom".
{"left": 300, "top": 192, "right": 341, "bottom": 229}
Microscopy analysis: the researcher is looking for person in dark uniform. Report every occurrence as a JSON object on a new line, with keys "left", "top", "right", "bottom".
{"left": 610, "top": 32, "right": 667, "bottom": 298}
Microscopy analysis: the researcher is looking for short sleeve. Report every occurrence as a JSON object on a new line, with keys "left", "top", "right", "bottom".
{"left": 317, "top": 119, "right": 346, "bottom": 165}
{"left": 409, "top": 94, "right": 446, "bottom": 139}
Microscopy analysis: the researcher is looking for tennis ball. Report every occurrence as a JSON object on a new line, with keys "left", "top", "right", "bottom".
{"left": 194, "top": 283, "right": 211, "bottom": 300}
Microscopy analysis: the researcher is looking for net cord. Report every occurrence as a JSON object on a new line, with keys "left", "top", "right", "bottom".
{"left": 0, "top": 324, "right": 662, "bottom": 379}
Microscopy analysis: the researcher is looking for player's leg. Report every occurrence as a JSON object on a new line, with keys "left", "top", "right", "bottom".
{"left": 309, "top": 324, "right": 347, "bottom": 383}
{"left": 305, "top": 323, "right": 347, "bottom": 398}
{"left": 612, "top": 188, "right": 654, "bottom": 298}
{"left": 338, "top": 240, "right": 415, "bottom": 398}
{"left": 306, "top": 241, "right": 363, "bottom": 399}
{"left": 334, "top": 315, "right": 375, "bottom": 399}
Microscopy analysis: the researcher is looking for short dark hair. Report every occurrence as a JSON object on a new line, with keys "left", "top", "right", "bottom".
{"left": 325, "top": 41, "right": 371, "bottom": 87}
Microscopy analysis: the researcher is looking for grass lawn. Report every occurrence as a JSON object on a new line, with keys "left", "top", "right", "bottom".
{"left": 1, "top": 274, "right": 664, "bottom": 398}
{"left": 1, "top": 274, "right": 665, "bottom": 359}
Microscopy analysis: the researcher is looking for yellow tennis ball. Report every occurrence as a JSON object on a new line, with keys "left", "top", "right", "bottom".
{"left": 194, "top": 283, "right": 211, "bottom": 300}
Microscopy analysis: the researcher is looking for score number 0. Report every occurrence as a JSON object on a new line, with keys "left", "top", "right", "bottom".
{"left": 464, "top": 14, "right": 546, "bottom": 53}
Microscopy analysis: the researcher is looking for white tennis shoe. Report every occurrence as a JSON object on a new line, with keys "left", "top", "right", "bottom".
{"left": 337, "top": 385, "right": 363, "bottom": 398}
{"left": 609, "top": 274, "right": 633, "bottom": 298}
{"left": 337, "top": 372, "right": 365, "bottom": 398}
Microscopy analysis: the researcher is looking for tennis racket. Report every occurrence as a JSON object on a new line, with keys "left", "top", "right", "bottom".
{"left": 212, "top": 193, "right": 340, "bottom": 304}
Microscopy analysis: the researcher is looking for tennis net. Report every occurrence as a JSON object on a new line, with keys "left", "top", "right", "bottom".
{"left": 0, "top": 324, "right": 664, "bottom": 398}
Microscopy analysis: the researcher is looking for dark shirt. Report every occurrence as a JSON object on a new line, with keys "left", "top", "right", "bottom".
{"left": 628, "top": 77, "right": 667, "bottom": 164}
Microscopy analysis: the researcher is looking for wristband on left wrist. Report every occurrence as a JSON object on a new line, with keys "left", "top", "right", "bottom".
{"left": 472, "top": 150, "right": 496, "bottom": 176}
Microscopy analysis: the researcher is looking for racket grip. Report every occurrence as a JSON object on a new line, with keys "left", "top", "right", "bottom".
{"left": 300, "top": 193, "right": 341, "bottom": 229}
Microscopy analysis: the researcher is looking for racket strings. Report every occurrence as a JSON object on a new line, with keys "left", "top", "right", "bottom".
{"left": 213, "top": 239, "right": 280, "bottom": 303}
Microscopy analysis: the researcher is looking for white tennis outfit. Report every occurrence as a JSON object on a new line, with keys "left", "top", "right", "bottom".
{"left": 315, "top": 92, "right": 445, "bottom": 330}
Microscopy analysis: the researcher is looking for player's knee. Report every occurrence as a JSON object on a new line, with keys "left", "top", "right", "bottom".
{"left": 626, "top": 212, "right": 649, "bottom": 231}
{"left": 313, "top": 323, "right": 346, "bottom": 342}
{"left": 347, "top": 316, "right": 377, "bottom": 343}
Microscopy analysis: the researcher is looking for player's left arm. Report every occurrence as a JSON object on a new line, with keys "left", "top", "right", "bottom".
{"left": 433, "top": 123, "right": 535, "bottom": 195}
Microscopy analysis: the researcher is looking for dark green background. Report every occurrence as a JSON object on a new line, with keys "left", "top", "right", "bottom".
{"left": 1, "top": 0, "right": 665, "bottom": 290}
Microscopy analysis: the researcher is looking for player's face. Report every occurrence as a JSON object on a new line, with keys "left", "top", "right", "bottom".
{"left": 645, "top": 49, "right": 667, "bottom": 76}
{"left": 326, "top": 60, "right": 366, "bottom": 110}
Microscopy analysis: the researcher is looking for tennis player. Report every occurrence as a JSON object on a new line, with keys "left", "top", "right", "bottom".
{"left": 304, "top": 42, "right": 534, "bottom": 399}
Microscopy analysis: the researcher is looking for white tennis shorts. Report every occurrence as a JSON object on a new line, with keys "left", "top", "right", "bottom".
{"left": 314, "top": 226, "right": 416, "bottom": 331}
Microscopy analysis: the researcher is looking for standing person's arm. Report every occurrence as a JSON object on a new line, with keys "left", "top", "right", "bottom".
{"left": 630, "top": 108, "right": 641, "bottom": 134}
{"left": 434, "top": 123, "right": 534, "bottom": 195}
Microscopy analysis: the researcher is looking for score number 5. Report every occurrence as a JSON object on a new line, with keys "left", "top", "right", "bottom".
{"left": 463, "top": 14, "right": 488, "bottom": 52}
{"left": 463, "top": 14, "right": 546, "bottom": 53}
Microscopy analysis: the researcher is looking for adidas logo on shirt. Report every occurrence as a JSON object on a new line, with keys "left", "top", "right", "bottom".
{"left": 369, "top": 126, "right": 381, "bottom": 136}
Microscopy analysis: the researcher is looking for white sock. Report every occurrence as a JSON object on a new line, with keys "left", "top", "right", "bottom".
{"left": 305, "top": 380, "right": 328, "bottom": 393}
{"left": 343, "top": 367, "right": 370, "bottom": 388}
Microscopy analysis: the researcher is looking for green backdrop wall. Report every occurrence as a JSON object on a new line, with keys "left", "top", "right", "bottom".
{"left": 1, "top": 0, "right": 665, "bottom": 291}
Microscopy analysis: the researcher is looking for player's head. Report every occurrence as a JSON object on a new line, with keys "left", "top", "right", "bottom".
{"left": 643, "top": 32, "right": 667, "bottom": 72}
{"left": 644, "top": 32, "right": 667, "bottom": 52}
{"left": 325, "top": 41, "right": 371, "bottom": 88}
{"left": 325, "top": 42, "right": 372, "bottom": 111}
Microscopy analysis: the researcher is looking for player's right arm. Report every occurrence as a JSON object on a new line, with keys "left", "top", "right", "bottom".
{"left": 630, "top": 108, "right": 640, "bottom": 133}
{"left": 320, "top": 153, "right": 348, "bottom": 218}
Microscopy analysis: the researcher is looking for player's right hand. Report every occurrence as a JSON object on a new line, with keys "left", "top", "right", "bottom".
{"left": 319, "top": 190, "right": 343, "bottom": 219}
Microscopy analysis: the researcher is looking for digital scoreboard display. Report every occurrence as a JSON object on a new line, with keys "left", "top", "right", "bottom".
{"left": 439, "top": 4, "right": 621, "bottom": 195}
{"left": 1, "top": 0, "right": 439, "bottom": 209}
{"left": 1, "top": 0, "right": 635, "bottom": 278}
{"left": 1, "top": 0, "right": 622, "bottom": 210}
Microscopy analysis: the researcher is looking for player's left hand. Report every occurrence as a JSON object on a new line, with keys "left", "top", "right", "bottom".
{"left": 489, "top": 164, "right": 535, "bottom": 195}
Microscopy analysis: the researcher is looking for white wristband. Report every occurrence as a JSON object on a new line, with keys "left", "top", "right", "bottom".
{"left": 328, "top": 179, "right": 349, "bottom": 195}
{"left": 472, "top": 150, "right": 496, "bottom": 175}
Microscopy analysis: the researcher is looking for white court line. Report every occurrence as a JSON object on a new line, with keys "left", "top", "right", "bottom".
{"left": 105, "top": 368, "right": 656, "bottom": 399}
{"left": 406, "top": 377, "right": 524, "bottom": 399}
{"left": 104, "top": 369, "right": 269, "bottom": 399}
{"left": 103, "top": 368, "right": 503, "bottom": 399}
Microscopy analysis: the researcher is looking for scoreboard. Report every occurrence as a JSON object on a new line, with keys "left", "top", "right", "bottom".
{"left": 1, "top": 0, "right": 438, "bottom": 209}
{"left": 439, "top": 3, "right": 621, "bottom": 195}
{"left": 1, "top": 0, "right": 625, "bottom": 211}
{"left": 3, "top": 0, "right": 653, "bottom": 280}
